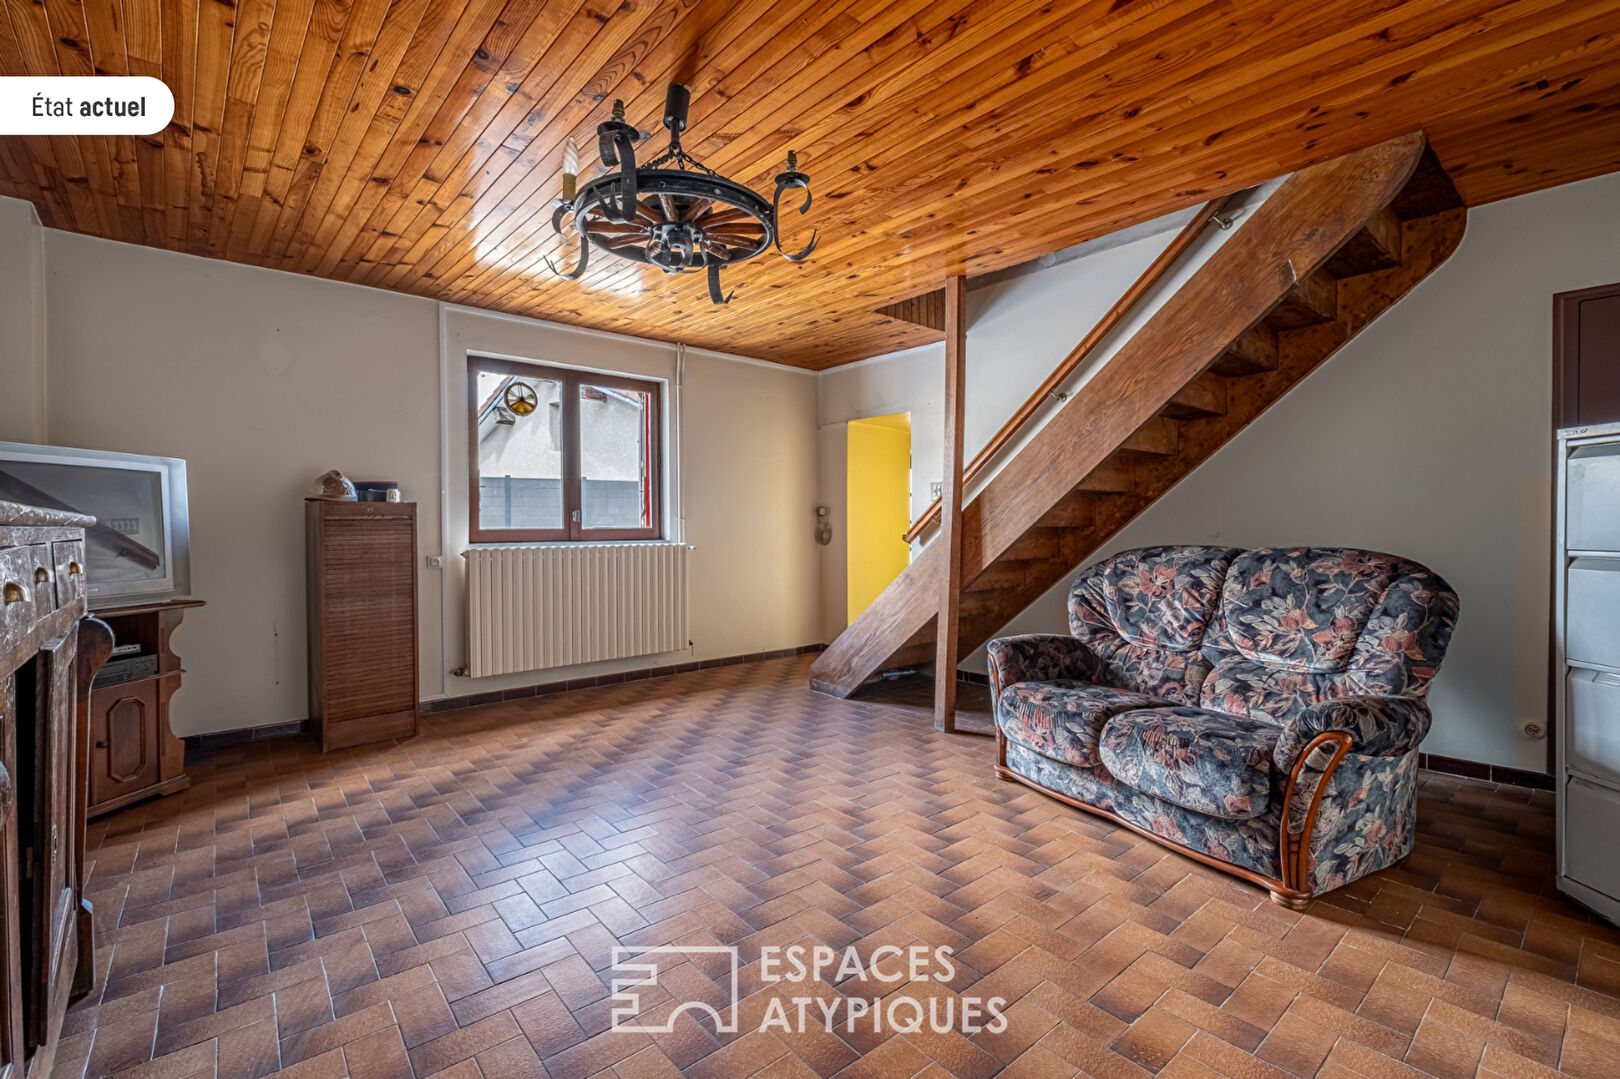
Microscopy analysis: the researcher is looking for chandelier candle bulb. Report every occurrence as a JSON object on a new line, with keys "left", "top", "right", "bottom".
{"left": 562, "top": 136, "right": 579, "bottom": 202}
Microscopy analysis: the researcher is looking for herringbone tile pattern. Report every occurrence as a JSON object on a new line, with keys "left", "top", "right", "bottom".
{"left": 59, "top": 656, "right": 1620, "bottom": 1078}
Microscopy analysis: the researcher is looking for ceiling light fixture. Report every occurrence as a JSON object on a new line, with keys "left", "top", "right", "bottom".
{"left": 546, "top": 84, "right": 817, "bottom": 305}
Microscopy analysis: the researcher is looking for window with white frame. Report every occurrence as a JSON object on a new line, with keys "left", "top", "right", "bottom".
{"left": 469, "top": 356, "right": 662, "bottom": 542}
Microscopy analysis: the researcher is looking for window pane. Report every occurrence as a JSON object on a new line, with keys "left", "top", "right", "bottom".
{"left": 476, "top": 371, "right": 564, "bottom": 532}
{"left": 579, "top": 383, "right": 653, "bottom": 530}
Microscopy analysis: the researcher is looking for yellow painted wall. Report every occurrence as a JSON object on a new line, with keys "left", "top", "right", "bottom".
{"left": 847, "top": 414, "right": 912, "bottom": 621}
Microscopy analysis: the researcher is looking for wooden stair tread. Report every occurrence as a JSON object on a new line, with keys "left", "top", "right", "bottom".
{"left": 1262, "top": 266, "right": 1339, "bottom": 329}
{"left": 1038, "top": 499, "right": 1096, "bottom": 529}
{"left": 1075, "top": 460, "right": 1138, "bottom": 493}
{"left": 1160, "top": 372, "right": 1228, "bottom": 420}
{"left": 967, "top": 562, "right": 1043, "bottom": 593}
{"left": 1001, "top": 531, "right": 1062, "bottom": 562}
{"left": 1210, "top": 324, "right": 1279, "bottom": 378}
{"left": 1325, "top": 205, "right": 1402, "bottom": 277}
{"left": 1116, "top": 416, "right": 1180, "bottom": 456}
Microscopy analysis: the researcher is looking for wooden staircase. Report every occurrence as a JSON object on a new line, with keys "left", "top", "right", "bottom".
{"left": 810, "top": 133, "right": 1467, "bottom": 699}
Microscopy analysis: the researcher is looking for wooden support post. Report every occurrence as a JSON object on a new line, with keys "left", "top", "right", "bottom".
{"left": 934, "top": 274, "right": 967, "bottom": 733}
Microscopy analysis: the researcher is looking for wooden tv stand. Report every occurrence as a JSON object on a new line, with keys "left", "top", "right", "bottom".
{"left": 86, "top": 598, "right": 202, "bottom": 818}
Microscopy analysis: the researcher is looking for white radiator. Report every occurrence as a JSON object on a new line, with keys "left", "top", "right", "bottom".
{"left": 464, "top": 543, "right": 690, "bottom": 678}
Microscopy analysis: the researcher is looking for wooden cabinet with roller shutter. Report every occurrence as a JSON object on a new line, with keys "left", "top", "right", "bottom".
{"left": 306, "top": 501, "right": 419, "bottom": 751}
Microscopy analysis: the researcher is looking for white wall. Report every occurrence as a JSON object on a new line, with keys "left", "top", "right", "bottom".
{"left": 8, "top": 209, "right": 821, "bottom": 736}
{"left": 439, "top": 307, "right": 821, "bottom": 703}
{"left": 820, "top": 169, "right": 1620, "bottom": 772}
{"left": 0, "top": 199, "right": 47, "bottom": 443}
{"left": 816, "top": 424, "right": 848, "bottom": 645}
{"left": 43, "top": 231, "right": 444, "bottom": 736}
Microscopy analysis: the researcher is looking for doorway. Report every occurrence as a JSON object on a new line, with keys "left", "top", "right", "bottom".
{"left": 846, "top": 413, "right": 913, "bottom": 622}
{"left": 1556, "top": 281, "right": 1620, "bottom": 427}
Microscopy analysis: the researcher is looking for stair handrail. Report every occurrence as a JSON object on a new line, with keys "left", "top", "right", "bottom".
{"left": 902, "top": 194, "right": 1234, "bottom": 544}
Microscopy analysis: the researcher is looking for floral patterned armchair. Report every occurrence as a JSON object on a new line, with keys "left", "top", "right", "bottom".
{"left": 988, "top": 545, "right": 1459, "bottom": 907}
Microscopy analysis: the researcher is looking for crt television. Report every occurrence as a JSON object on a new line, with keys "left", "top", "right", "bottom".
{"left": 0, "top": 441, "right": 191, "bottom": 609}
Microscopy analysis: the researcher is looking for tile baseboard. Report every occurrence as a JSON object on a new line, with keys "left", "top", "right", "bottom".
{"left": 1419, "top": 752, "right": 1554, "bottom": 791}
{"left": 422, "top": 643, "right": 827, "bottom": 714}
{"left": 186, "top": 645, "right": 830, "bottom": 749}
{"left": 192, "top": 656, "right": 1551, "bottom": 794}
{"left": 186, "top": 721, "right": 311, "bottom": 751}
{"left": 955, "top": 671, "right": 1554, "bottom": 792}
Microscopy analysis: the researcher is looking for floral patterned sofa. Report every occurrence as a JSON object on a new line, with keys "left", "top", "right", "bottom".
{"left": 988, "top": 545, "right": 1459, "bottom": 907}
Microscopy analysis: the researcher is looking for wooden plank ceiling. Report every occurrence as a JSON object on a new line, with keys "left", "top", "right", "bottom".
{"left": 1, "top": 0, "right": 1618, "bottom": 369}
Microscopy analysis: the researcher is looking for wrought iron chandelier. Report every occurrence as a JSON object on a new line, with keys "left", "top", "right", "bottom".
{"left": 546, "top": 83, "right": 817, "bottom": 305}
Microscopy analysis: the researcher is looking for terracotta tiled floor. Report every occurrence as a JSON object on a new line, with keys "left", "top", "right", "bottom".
{"left": 61, "top": 656, "right": 1620, "bottom": 1078}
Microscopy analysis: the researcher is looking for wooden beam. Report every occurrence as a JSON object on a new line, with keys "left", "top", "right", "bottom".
{"left": 934, "top": 274, "right": 967, "bottom": 734}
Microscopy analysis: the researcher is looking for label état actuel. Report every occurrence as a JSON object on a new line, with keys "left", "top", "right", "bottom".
{"left": 31, "top": 94, "right": 149, "bottom": 119}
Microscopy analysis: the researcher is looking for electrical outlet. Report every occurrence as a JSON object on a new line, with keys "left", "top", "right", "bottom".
{"left": 426, "top": 554, "right": 445, "bottom": 569}
{"left": 929, "top": 481, "right": 943, "bottom": 501}
{"left": 1523, "top": 720, "right": 1546, "bottom": 740}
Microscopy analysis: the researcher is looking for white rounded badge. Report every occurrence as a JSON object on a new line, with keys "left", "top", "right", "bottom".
{"left": 0, "top": 76, "right": 175, "bottom": 135}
